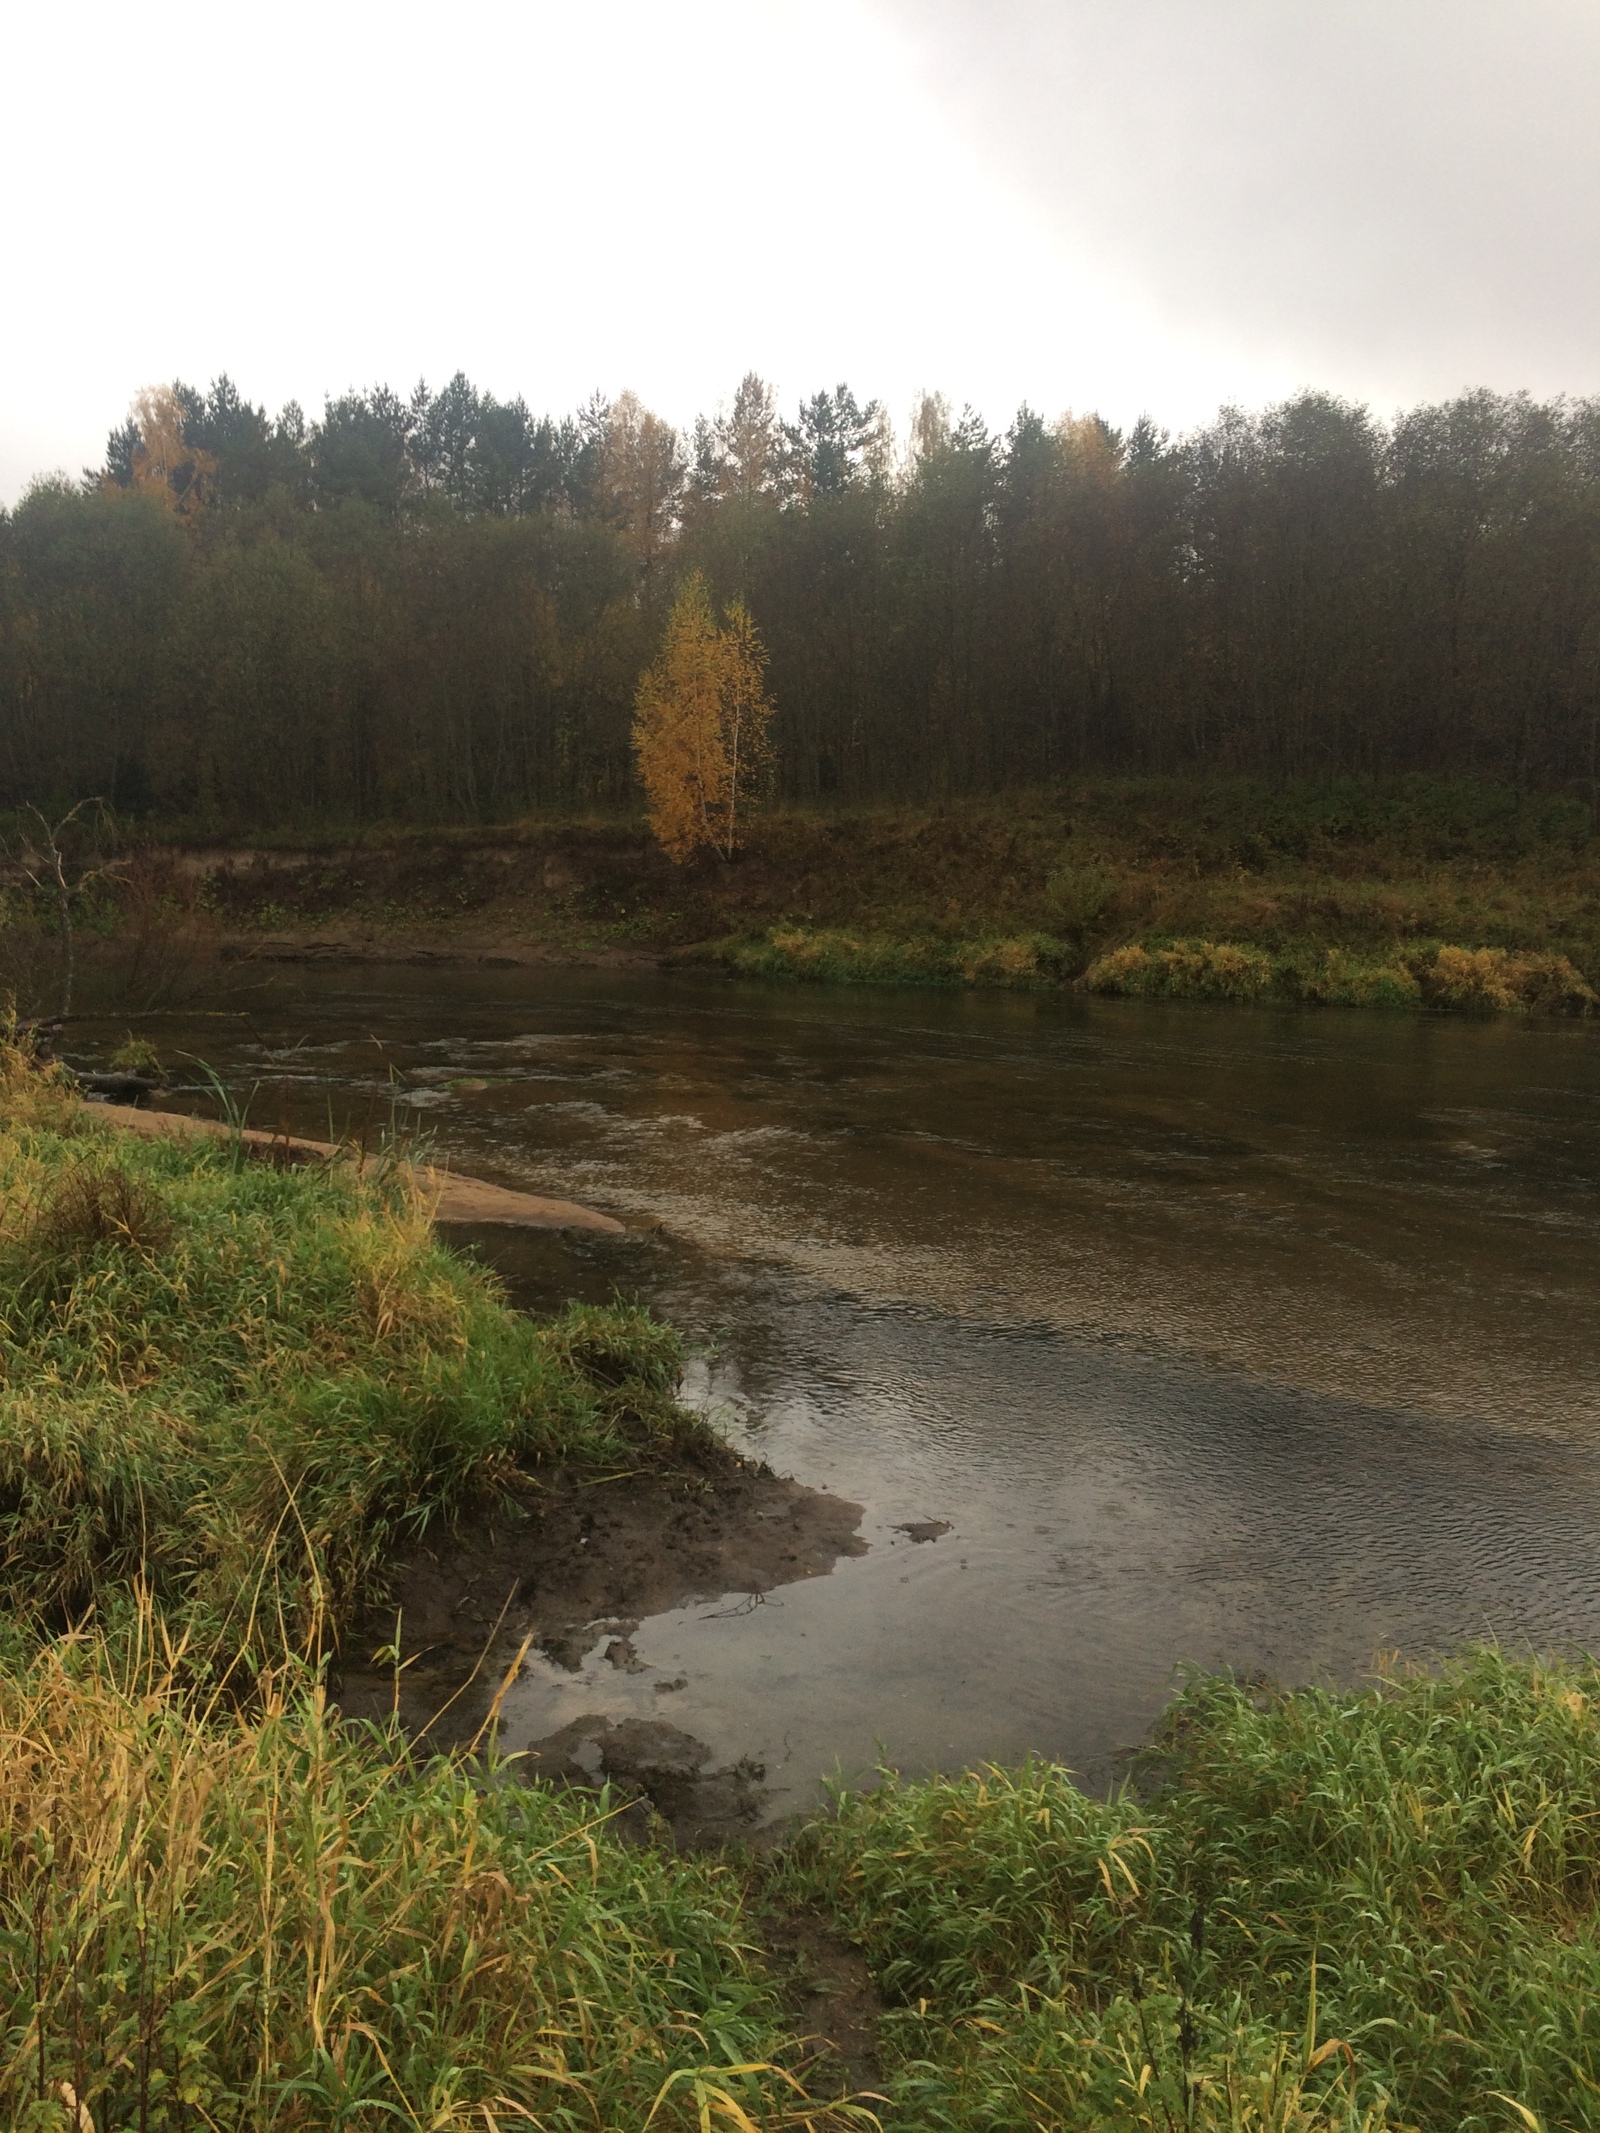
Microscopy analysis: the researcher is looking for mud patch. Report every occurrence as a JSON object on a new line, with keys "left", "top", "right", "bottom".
{"left": 760, "top": 1907, "right": 887, "bottom": 2104}
{"left": 520, "top": 1712, "right": 769, "bottom": 1848}
{"left": 337, "top": 1453, "right": 866, "bottom": 1838}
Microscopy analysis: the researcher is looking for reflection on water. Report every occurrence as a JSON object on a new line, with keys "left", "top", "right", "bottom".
{"left": 114, "top": 969, "right": 1600, "bottom": 1803}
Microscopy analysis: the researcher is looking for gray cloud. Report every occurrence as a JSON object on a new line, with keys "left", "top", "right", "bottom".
{"left": 870, "top": 0, "right": 1600, "bottom": 405}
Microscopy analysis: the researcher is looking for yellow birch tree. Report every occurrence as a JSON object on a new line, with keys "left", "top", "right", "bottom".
{"left": 633, "top": 574, "right": 774, "bottom": 862}
{"left": 109, "top": 385, "right": 217, "bottom": 518}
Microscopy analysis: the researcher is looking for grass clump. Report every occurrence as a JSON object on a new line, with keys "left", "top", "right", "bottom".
{"left": 1419, "top": 944, "right": 1596, "bottom": 1014}
{"left": 1083, "top": 940, "right": 1277, "bottom": 1004}
{"left": 780, "top": 1648, "right": 1600, "bottom": 2129}
{"left": 0, "top": 1055, "right": 708, "bottom": 1672}
{"left": 1084, "top": 937, "right": 1596, "bottom": 1015}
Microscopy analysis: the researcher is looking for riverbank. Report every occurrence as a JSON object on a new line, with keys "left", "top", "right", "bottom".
{"left": 83, "top": 1097, "right": 629, "bottom": 1231}
{"left": 0, "top": 1041, "right": 875, "bottom": 2125}
{"left": 4, "top": 1039, "right": 1600, "bottom": 2126}
{"left": 17, "top": 775, "right": 1599, "bottom": 1018}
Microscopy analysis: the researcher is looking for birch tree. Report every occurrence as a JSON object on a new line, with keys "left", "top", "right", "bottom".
{"left": 633, "top": 574, "right": 773, "bottom": 861}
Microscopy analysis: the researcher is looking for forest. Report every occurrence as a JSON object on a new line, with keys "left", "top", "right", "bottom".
{"left": 2, "top": 370, "right": 1599, "bottom": 825}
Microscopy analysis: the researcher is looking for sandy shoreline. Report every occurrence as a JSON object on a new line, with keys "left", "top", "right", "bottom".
{"left": 82, "top": 1100, "right": 628, "bottom": 1233}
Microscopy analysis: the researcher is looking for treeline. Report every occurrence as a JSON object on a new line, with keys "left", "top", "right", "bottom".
{"left": 2, "top": 371, "right": 1599, "bottom": 822}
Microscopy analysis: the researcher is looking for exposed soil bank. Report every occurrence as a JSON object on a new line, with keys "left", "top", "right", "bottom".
{"left": 37, "top": 779, "right": 1600, "bottom": 1013}
{"left": 337, "top": 1453, "right": 867, "bottom": 1844}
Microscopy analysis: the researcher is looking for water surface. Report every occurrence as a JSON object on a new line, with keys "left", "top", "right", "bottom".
{"left": 122, "top": 969, "right": 1600, "bottom": 1808}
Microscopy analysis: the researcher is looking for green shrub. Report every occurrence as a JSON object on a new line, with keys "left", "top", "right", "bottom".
{"left": 1042, "top": 863, "right": 1116, "bottom": 933}
{"left": 108, "top": 1032, "right": 163, "bottom": 1075}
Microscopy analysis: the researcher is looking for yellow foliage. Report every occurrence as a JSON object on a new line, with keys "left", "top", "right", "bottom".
{"left": 115, "top": 384, "right": 216, "bottom": 518}
{"left": 1085, "top": 940, "right": 1275, "bottom": 1001}
{"left": 1422, "top": 944, "right": 1595, "bottom": 1014}
{"left": 634, "top": 573, "right": 774, "bottom": 862}
{"left": 959, "top": 937, "right": 1041, "bottom": 983}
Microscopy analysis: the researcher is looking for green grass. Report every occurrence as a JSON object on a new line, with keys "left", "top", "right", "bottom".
{"left": 779, "top": 1649, "right": 1600, "bottom": 2130}
{"left": 0, "top": 1049, "right": 706, "bottom": 1674}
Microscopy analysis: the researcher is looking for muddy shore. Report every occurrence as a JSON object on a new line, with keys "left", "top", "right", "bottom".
{"left": 337, "top": 1452, "right": 867, "bottom": 1847}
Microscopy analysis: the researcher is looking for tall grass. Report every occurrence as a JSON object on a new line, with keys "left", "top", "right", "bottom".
{"left": 0, "top": 1046, "right": 706, "bottom": 1674}
{"left": 780, "top": 1649, "right": 1600, "bottom": 2129}
{"left": 0, "top": 1621, "right": 857, "bottom": 2131}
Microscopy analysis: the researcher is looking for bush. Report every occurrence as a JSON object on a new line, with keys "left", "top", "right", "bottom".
{"left": 1083, "top": 940, "right": 1275, "bottom": 1002}
{"left": 1412, "top": 944, "right": 1596, "bottom": 1014}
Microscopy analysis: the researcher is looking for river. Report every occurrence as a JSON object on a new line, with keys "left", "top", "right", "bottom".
{"left": 127, "top": 966, "right": 1600, "bottom": 1812}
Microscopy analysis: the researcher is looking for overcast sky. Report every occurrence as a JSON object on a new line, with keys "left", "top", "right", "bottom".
{"left": 3, "top": 0, "right": 1597, "bottom": 502}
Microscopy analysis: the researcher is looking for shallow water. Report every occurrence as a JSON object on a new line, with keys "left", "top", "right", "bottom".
{"left": 117, "top": 969, "right": 1600, "bottom": 1808}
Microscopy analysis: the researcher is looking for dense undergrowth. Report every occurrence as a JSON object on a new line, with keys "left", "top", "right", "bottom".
{"left": 0, "top": 1043, "right": 1597, "bottom": 2126}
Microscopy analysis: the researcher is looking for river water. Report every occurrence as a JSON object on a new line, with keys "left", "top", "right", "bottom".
{"left": 131, "top": 968, "right": 1600, "bottom": 1811}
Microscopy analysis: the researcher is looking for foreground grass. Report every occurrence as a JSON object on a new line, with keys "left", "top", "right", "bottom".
{"left": 0, "top": 1631, "right": 825, "bottom": 2132}
{"left": 783, "top": 1649, "right": 1600, "bottom": 2130}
